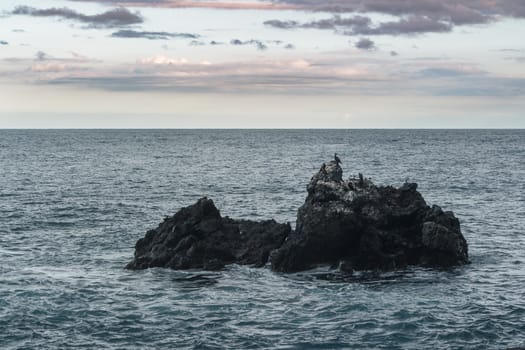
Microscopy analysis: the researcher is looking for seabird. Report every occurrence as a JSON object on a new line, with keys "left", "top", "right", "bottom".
{"left": 321, "top": 163, "right": 327, "bottom": 173}
{"left": 334, "top": 153, "right": 342, "bottom": 165}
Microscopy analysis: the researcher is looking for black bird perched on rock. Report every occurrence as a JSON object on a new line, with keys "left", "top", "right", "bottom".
{"left": 334, "top": 153, "right": 342, "bottom": 165}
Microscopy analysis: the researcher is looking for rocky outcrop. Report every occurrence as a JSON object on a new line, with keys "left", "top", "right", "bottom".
{"left": 127, "top": 160, "right": 468, "bottom": 272}
{"left": 270, "top": 161, "right": 468, "bottom": 272}
{"left": 126, "top": 197, "right": 290, "bottom": 271}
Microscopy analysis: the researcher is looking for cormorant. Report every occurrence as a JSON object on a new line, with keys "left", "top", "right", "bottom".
{"left": 334, "top": 153, "right": 342, "bottom": 165}
{"left": 321, "top": 163, "right": 327, "bottom": 173}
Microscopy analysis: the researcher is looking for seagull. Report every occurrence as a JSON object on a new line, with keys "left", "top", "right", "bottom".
{"left": 334, "top": 153, "right": 342, "bottom": 165}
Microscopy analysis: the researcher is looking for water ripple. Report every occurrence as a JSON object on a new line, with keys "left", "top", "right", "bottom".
{"left": 1, "top": 130, "right": 524, "bottom": 349}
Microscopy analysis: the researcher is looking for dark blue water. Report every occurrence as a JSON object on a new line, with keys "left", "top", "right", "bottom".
{"left": 1, "top": 129, "right": 524, "bottom": 349}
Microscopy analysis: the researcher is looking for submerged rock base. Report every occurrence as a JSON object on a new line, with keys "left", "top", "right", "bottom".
{"left": 127, "top": 161, "right": 468, "bottom": 273}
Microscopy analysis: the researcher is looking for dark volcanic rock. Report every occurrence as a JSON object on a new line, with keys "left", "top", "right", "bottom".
{"left": 270, "top": 161, "right": 469, "bottom": 272}
{"left": 127, "top": 161, "right": 469, "bottom": 273}
{"left": 126, "top": 197, "right": 290, "bottom": 270}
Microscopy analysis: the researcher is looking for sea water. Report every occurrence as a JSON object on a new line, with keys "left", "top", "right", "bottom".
{"left": 1, "top": 129, "right": 524, "bottom": 349}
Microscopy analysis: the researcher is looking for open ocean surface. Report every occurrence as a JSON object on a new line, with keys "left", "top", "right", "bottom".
{"left": 1, "top": 129, "right": 524, "bottom": 349}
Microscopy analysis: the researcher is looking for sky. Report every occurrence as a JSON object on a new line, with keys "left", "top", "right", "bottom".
{"left": 0, "top": 0, "right": 524, "bottom": 128}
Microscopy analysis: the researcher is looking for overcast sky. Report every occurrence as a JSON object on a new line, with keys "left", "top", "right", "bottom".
{"left": 0, "top": 0, "right": 524, "bottom": 128}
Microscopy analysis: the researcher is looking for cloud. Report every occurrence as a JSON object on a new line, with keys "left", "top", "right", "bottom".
{"left": 305, "top": 15, "right": 372, "bottom": 30}
{"left": 264, "top": 15, "right": 370, "bottom": 30}
{"left": 24, "top": 50, "right": 99, "bottom": 64}
{"left": 4, "top": 50, "right": 523, "bottom": 97}
{"left": 11, "top": 6, "right": 143, "bottom": 28}
{"left": 30, "top": 62, "right": 89, "bottom": 73}
{"left": 59, "top": 0, "right": 525, "bottom": 21}
{"left": 189, "top": 40, "right": 206, "bottom": 46}
{"left": 355, "top": 38, "right": 375, "bottom": 50}
{"left": 266, "top": 14, "right": 453, "bottom": 36}
{"left": 263, "top": 20, "right": 300, "bottom": 29}
{"left": 137, "top": 55, "right": 189, "bottom": 65}
{"left": 36, "top": 51, "right": 50, "bottom": 61}
{"left": 498, "top": 49, "right": 524, "bottom": 53}
{"left": 42, "top": 0, "right": 524, "bottom": 42}
{"left": 274, "top": 0, "right": 525, "bottom": 19}
{"left": 44, "top": 68, "right": 525, "bottom": 97}
{"left": 418, "top": 67, "right": 482, "bottom": 78}
{"left": 353, "top": 16, "right": 452, "bottom": 35}
{"left": 256, "top": 42, "right": 268, "bottom": 51}
{"left": 432, "top": 77, "right": 525, "bottom": 96}
{"left": 110, "top": 30, "right": 198, "bottom": 39}
{"left": 71, "top": 52, "right": 88, "bottom": 60}
{"left": 504, "top": 56, "right": 525, "bottom": 63}
{"left": 230, "top": 39, "right": 268, "bottom": 50}
{"left": 264, "top": 0, "right": 525, "bottom": 37}
{"left": 15, "top": 55, "right": 383, "bottom": 94}
{"left": 68, "top": 0, "right": 296, "bottom": 10}
{"left": 0, "top": 51, "right": 98, "bottom": 77}
{"left": 0, "top": 41, "right": 8, "bottom": 45}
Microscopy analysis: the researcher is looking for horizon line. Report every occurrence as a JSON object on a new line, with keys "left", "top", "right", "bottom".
{"left": 1, "top": 127, "right": 524, "bottom": 130}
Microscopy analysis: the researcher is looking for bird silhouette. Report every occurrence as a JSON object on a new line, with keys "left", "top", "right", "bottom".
{"left": 334, "top": 153, "right": 342, "bottom": 165}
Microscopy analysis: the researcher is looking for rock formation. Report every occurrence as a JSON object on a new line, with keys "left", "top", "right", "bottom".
{"left": 125, "top": 197, "right": 290, "bottom": 271}
{"left": 127, "top": 161, "right": 468, "bottom": 273}
{"left": 270, "top": 161, "right": 468, "bottom": 272}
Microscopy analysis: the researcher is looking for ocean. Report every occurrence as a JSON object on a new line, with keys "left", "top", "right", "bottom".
{"left": 1, "top": 129, "right": 524, "bottom": 349}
